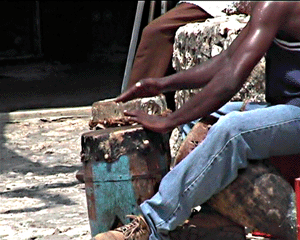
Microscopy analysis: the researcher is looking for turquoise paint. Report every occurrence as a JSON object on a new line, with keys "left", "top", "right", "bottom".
{"left": 89, "top": 155, "right": 140, "bottom": 236}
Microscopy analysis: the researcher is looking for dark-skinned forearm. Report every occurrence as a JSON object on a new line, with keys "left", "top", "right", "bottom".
{"left": 158, "top": 19, "right": 252, "bottom": 94}
{"left": 164, "top": 2, "right": 290, "bottom": 128}
{"left": 158, "top": 50, "right": 228, "bottom": 93}
{"left": 164, "top": 63, "right": 245, "bottom": 128}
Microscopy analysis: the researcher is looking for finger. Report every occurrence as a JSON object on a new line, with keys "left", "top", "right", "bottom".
{"left": 115, "top": 90, "right": 134, "bottom": 103}
{"left": 115, "top": 82, "right": 143, "bottom": 103}
{"left": 127, "top": 116, "right": 139, "bottom": 123}
{"left": 123, "top": 110, "right": 144, "bottom": 117}
{"left": 123, "top": 110, "right": 135, "bottom": 117}
{"left": 123, "top": 112, "right": 141, "bottom": 124}
{"left": 115, "top": 89, "right": 140, "bottom": 103}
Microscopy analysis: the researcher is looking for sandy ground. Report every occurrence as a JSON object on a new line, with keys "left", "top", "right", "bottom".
{"left": 0, "top": 107, "right": 92, "bottom": 240}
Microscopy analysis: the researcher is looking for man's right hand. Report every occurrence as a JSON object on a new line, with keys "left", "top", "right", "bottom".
{"left": 116, "top": 78, "right": 162, "bottom": 103}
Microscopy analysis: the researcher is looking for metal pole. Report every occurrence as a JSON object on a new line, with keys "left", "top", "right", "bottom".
{"left": 121, "top": 1, "right": 145, "bottom": 93}
{"left": 148, "top": 1, "right": 156, "bottom": 24}
{"left": 161, "top": 1, "right": 167, "bottom": 15}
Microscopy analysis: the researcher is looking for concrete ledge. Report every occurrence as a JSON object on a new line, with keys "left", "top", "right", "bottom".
{"left": 0, "top": 105, "right": 92, "bottom": 122}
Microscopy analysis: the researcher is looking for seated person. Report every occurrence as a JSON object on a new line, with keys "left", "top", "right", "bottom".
{"left": 94, "top": 2, "right": 300, "bottom": 240}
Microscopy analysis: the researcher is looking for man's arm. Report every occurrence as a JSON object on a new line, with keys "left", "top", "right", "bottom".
{"left": 121, "top": 2, "right": 292, "bottom": 133}
{"left": 161, "top": 2, "right": 291, "bottom": 128}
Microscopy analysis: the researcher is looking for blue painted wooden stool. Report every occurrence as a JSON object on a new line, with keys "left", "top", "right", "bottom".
{"left": 81, "top": 125, "right": 170, "bottom": 237}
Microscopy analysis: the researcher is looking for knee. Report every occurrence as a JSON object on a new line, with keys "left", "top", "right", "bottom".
{"left": 211, "top": 111, "right": 246, "bottom": 138}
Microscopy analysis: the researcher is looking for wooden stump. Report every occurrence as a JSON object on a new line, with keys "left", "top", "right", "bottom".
{"left": 82, "top": 96, "right": 171, "bottom": 237}
{"left": 208, "top": 161, "right": 297, "bottom": 240}
{"left": 82, "top": 125, "right": 171, "bottom": 236}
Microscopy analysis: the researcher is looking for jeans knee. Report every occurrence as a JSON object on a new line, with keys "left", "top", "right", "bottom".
{"left": 211, "top": 111, "right": 245, "bottom": 139}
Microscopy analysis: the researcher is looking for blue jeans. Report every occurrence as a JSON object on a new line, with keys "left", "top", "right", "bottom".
{"left": 140, "top": 102, "right": 300, "bottom": 240}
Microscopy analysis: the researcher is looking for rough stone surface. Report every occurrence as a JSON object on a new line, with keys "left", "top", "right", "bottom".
{"left": 90, "top": 95, "right": 168, "bottom": 130}
{"left": 208, "top": 161, "right": 297, "bottom": 239}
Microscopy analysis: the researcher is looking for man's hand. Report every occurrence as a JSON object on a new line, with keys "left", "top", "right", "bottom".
{"left": 124, "top": 109, "right": 174, "bottom": 133}
{"left": 116, "top": 78, "right": 162, "bottom": 103}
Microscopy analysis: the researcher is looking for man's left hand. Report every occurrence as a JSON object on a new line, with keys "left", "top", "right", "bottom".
{"left": 124, "top": 110, "right": 174, "bottom": 133}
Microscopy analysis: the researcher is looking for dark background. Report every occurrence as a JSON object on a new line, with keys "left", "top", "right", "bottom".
{"left": 0, "top": 1, "right": 177, "bottom": 112}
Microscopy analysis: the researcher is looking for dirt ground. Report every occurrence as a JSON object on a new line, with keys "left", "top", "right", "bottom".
{"left": 0, "top": 107, "right": 92, "bottom": 240}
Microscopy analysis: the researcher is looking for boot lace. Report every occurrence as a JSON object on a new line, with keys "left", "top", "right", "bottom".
{"left": 116, "top": 215, "right": 150, "bottom": 240}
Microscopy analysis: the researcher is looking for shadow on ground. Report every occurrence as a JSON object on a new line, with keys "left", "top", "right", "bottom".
{"left": 0, "top": 112, "right": 82, "bottom": 214}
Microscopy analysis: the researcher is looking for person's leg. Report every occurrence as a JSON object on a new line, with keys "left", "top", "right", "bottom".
{"left": 126, "top": 3, "right": 212, "bottom": 89}
{"left": 141, "top": 104, "right": 300, "bottom": 240}
{"left": 181, "top": 101, "right": 269, "bottom": 138}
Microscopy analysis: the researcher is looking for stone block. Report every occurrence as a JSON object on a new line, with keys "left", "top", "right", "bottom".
{"left": 89, "top": 94, "right": 168, "bottom": 130}
{"left": 170, "top": 14, "right": 266, "bottom": 161}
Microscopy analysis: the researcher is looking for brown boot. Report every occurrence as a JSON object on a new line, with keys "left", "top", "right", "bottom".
{"left": 93, "top": 215, "right": 150, "bottom": 240}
